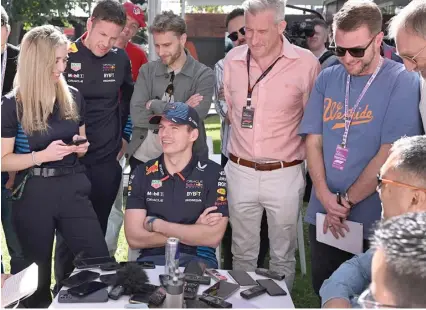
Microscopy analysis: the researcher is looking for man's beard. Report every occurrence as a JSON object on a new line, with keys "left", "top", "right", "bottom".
{"left": 353, "top": 49, "right": 376, "bottom": 76}
{"left": 167, "top": 45, "right": 182, "bottom": 67}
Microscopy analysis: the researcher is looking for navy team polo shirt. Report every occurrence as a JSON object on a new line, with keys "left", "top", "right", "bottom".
{"left": 126, "top": 154, "right": 229, "bottom": 267}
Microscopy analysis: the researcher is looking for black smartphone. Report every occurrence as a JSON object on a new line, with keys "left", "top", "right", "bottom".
{"left": 256, "top": 279, "right": 287, "bottom": 296}
{"left": 228, "top": 270, "right": 257, "bottom": 286}
{"left": 100, "top": 262, "right": 121, "bottom": 271}
{"left": 99, "top": 273, "right": 118, "bottom": 286}
{"left": 119, "top": 261, "right": 156, "bottom": 269}
{"left": 184, "top": 260, "right": 206, "bottom": 276}
{"left": 58, "top": 289, "right": 108, "bottom": 303}
{"left": 61, "top": 270, "right": 100, "bottom": 288}
{"left": 74, "top": 256, "right": 116, "bottom": 269}
{"left": 202, "top": 280, "right": 240, "bottom": 299}
{"left": 68, "top": 281, "right": 108, "bottom": 297}
{"left": 129, "top": 292, "right": 151, "bottom": 304}
{"left": 68, "top": 138, "right": 88, "bottom": 146}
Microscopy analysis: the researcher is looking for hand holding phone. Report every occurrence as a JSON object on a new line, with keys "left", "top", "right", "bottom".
{"left": 70, "top": 135, "right": 89, "bottom": 155}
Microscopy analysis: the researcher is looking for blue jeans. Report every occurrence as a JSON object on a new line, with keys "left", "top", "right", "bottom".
{"left": 137, "top": 253, "right": 218, "bottom": 269}
{"left": 1, "top": 187, "right": 27, "bottom": 274}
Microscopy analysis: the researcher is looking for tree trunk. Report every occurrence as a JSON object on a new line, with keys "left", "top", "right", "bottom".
{"left": 9, "top": 21, "right": 23, "bottom": 46}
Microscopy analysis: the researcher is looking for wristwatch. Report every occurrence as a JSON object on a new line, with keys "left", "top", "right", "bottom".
{"left": 147, "top": 217, "right": 157, "bottom": 232}
{"left": 345, "top": 192, "right": 355, "bottom": 208}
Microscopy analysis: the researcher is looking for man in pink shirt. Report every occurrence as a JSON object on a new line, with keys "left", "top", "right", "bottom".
{"left": 223, "top": 0, "right": 319, "bottom": 289}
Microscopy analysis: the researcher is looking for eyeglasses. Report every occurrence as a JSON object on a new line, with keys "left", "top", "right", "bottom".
{"left": 333, "top": 35, "right": 377, "bottom": 58}
{"left": 398, "top": 43, "right": 426, "bottom": 66}
{"left": 376, "top": 174, "right": 426, "bottom": 192}
{"left": 357, "top": 287, "right": 401, "bottom": 308}
{"left": 227, "top": 27, "right": 245, "bottom": 42}
{"left": 164, "top": 71, "right": 175, "bottom": 102}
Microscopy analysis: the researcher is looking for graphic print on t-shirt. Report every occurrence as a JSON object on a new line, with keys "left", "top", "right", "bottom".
{"left": 323, "top": 97, "right": 374, "bottom": 130}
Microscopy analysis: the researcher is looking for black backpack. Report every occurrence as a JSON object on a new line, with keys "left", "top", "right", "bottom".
{"left": 318, "top": 50, "right": 335, "bottom": 64}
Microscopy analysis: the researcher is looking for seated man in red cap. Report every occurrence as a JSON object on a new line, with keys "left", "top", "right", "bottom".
{"left": 106, "top": 1, "right": 149, "bottom": 256}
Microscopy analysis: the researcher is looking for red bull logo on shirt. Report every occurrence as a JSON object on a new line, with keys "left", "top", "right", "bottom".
{"left": 146, "top": 161, "right": 159, "bottom": 175}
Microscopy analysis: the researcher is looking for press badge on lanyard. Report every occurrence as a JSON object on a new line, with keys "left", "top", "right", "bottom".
{"left": 242, "top": 50, "right": 283, "bottom": 129}
{"left": 332, "top": 57, "right": 383, "bottom": 171}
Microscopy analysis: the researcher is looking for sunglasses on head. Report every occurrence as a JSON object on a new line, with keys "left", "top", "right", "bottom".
{"left": 227, "top": 27, "right": 245, "bottom": 42}
{"left": 333, "top": 35, "right": 377, "bottom": 58}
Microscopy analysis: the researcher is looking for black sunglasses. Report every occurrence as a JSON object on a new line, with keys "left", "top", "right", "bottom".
{"left": 164, "top": 71, "right": 175, "bottom": 101}
{"left": 227, "top": 27, "right": 245, "bottom": 42}
{"left": 333, "top": 35, "right": 377, "bottom": 58}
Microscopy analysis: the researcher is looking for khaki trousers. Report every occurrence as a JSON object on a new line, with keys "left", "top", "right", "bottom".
{"left": 225, "top": 160, "right": 305, "bottom": 290}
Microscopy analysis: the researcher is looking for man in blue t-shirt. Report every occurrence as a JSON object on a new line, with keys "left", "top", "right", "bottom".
{"left": 299, "top": 0, "right": 422, "bottom": 296}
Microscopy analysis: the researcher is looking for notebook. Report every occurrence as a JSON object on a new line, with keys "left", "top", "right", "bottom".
{"left": 1, "top": 263, "right": 38, "bottom": 308}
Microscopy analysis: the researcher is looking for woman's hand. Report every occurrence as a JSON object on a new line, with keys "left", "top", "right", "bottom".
{"left": 72, "top": 135, "right": 90, "bottom": 156}
{"left": 38, "top": 140, "right": 75, "bottom": 163}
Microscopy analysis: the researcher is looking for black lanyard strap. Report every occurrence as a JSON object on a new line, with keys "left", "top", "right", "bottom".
{"left": 246, "top": 49, "right": 283, "bottom": 106}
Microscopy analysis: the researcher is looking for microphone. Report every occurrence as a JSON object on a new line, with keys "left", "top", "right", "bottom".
{"left": 115, "top": 263, "right": 150, "bottom": 295}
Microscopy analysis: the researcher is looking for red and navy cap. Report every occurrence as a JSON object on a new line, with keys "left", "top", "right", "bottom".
{"left": 149, "top": 102, "right": 199, "bottom": 129}
{"left": 123, "top": 2, "right": 146, "bottom": 28}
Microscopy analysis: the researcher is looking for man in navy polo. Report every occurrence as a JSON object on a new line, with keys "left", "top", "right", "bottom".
{"left": 124, "top": 102, "right": 228, "bottom": 268}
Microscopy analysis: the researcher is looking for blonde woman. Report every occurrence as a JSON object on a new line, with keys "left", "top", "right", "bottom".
{"left": 1, "top": 25, "right": 108, "bottom": 308}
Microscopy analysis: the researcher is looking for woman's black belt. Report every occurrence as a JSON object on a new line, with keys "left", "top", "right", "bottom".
{"left": 30, "top": 165, "right": 86, "bottom": 177}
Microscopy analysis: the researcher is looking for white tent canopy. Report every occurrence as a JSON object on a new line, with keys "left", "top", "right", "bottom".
{"left": 187, "top": 0, "right": 324, "bottom": 6}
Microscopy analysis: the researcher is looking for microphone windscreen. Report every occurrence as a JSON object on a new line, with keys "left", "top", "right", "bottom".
{"left": 116, "top": 263, "right": 150, "bottom": 295}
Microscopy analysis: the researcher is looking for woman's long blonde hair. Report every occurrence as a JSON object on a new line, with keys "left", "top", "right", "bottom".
{"left": 13, "top": 25, "right": 79, "bottom": 134}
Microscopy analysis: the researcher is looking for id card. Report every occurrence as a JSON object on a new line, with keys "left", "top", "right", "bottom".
{"left": 241, "top": 107, "right": 254, "bottom": 129}
{"left": 332, "top": 145, "right": 349, "bottom": 171}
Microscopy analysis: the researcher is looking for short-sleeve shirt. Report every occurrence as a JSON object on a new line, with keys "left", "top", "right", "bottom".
{"left": 299, "top": 59, "right": 423, "bottom": 238}
{"left": 126, "top": 154, "right": 229, "bottom": 267}
{"left": 1, "top": 86, "right": 86, "bottom": 168}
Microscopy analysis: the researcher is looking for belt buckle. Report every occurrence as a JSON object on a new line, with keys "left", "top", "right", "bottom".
{"left": 42, "top": 169, "right": 49, "bottom": 178}
{"left": 254, "top": 162, "right": 258, "bottom": 171}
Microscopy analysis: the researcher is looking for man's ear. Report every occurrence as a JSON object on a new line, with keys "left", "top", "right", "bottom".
{"left": 87, "top": 17, "right": 93, "bottom": 33}
{"left": 411, "top": 190, "right": 426, "bottom": 212}
{"left": 190, "top": 128, "right": 199, "bottom": 142}
{"left": 375, "top": 31, "right": 384, "bottom": 48}
{"left": 277, "top": 20, "right": 286, "bottom": 36}
{"left": 180, "top": 33, "right": 187, "bottom": 46}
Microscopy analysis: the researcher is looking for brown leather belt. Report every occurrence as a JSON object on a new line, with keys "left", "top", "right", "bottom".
{"left": 229, "top": 153, "right": 303, "bottom": 171}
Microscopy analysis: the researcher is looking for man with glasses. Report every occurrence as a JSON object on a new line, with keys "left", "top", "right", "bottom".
{"left": 299, "top": 0, "right": 422, "bottom": 296}
{"left": 214, "top": 7, "right": 269, "bottom": 271}
{"left": 319, "top": 137, "right": 426, "bottom": 308}
{"left": 388, "top": 0, "right": 426, "bottom": 133}
{"left": 127, "top": 11, "right": 214, "bottom": 173}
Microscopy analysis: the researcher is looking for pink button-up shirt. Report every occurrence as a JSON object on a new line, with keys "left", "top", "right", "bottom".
{"left": 223, "top": 36, "right": 320, "bottom": 162}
